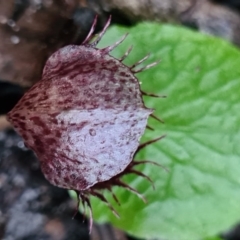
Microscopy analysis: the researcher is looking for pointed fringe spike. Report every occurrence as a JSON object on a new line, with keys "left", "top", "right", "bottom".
{"left": 83, "top": 196, "right": 93, "bottom": 234}
{"left": 136, "top": 135, "right": 166, "bottom": 153}
{"left": 115, "top": 180, "right": 147, "bottom": 203}
{"left": 146, "top": 125, "right": 154, "bottom": 131}
{"left": 77, "top": 193, "right": 93, "bottom": 233}
{"left": 111, "top": 192, "right": 121, "bottom": 206}
{"left": 80, "top": 195, "right": 87, "bottom": 223}
{"left": 90, "top": 15, "right": 112, "bottom": 47}
{"left": 107, "top": 186, "right": 121, "bottom": 206}
{"left": 129, "top": 169, "right": 155, "bottom": 190}
{"left": 141, "top": 90, "right": 167, "bottom": 98}
{"left": 132, "top": 60, "right": 160, "bottom": 73}
{"left": 150, "top": 113, "right": 164, "bottom": 123}
{"left": 130, "top": 54, "right": 150, "bottom": 69}
{"left": 120, "top": 45, "right": 133, "bottom": 61}
{"left": 72, "top": 191, "right": 80, "bottom": 219}
{"left": 91, "top": 190, "right": 119, "bottom": 218}
{"left": 101, "top": 33, "right": 128, "bottom": 53}
{"left": 133, "top": 160, "right": 169, "bottom": 172}
{"left": 82, "top": 15, "right": 98, "bottom": 45}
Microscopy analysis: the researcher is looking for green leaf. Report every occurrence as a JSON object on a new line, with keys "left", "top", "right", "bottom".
{"left": 203, "top": 237, "right": 223, "bottom": 240}
{"left": 89, "top": 23, "right": 240, "bottom": 239}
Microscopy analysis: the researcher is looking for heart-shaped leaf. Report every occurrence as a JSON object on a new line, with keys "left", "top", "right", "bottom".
{"left": 82, "top": 23, "right": 240, "bottom": 240}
